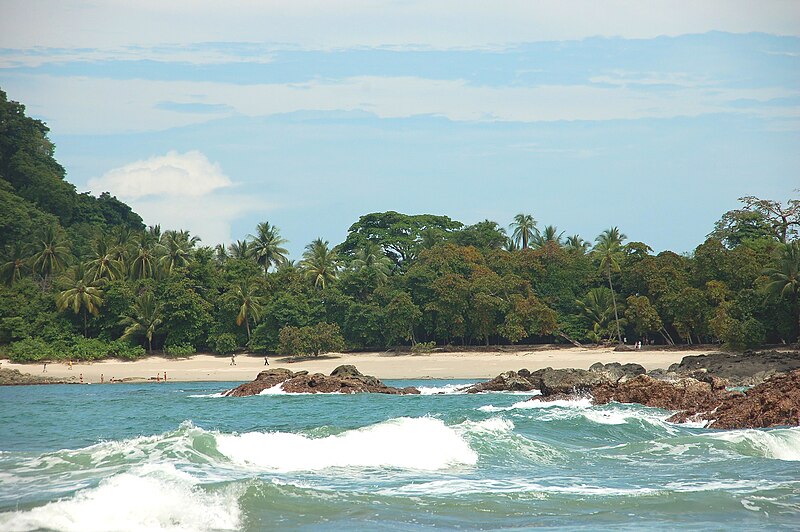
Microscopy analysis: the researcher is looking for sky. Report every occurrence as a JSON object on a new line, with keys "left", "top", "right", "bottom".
{"left": 1, "top": 0, "right": 798, "bottom": 258}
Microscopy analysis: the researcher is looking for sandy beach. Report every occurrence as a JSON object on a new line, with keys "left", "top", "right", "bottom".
{"left": 1, "top": 346, "right": 710, "bottom": 384}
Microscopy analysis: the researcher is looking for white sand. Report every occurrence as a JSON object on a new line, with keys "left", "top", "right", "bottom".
{"left": 1, "top": 346, "right": 709, "bottom": 384}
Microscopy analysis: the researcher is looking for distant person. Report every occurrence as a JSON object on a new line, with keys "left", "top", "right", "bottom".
{"left": 68, "top": 360, "right": 73, "bottom": 370}
{"left": 230, "top": 354, "right": 236, "bottom": 366}
{"left": 164, "top": 371, "right": 167, "bottom": 381}
{"left": 79, "top": 373, "right": 83, "bottom": 384}
{"left": 42, "top": 362, "right": 47, "bottom": 372}
{"left": 100, "top": 374, "right": 104, "bottom": 383}
{"left": 264, "top": 356, "right": 269, "bottom": 366}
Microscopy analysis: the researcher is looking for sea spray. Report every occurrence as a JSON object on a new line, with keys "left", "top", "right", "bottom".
{"left": 0, "top": 463, "right": 242, "bottom": 532}
{"left": 215, "top": 417, "right": 478, "bottom": 472}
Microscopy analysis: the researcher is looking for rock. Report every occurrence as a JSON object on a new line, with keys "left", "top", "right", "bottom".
{"left": 668, "top": 369, "right": 800, "bottom": 429}
{"left": 0, "top": 368, "right": 77, "bottom": 386}
{"left": 463, "top": 371, "right": 537, "bottom": 393}
{"left": 533, "top": 367, "right": 610, "bottom": 396}
{"left": 589, "top": 362, "right": 646, "bottom": 383}
{"left": 224, "top": 366, "right": 420, "bottom": 397}
{"left": 590, "top": 375, "right": 736, "bottom": 412}
{"left": 671, "top": 350, "right": 800, "bottom": 386}
{"left": 613, "top": 344, "right": 635, "bottom": 352}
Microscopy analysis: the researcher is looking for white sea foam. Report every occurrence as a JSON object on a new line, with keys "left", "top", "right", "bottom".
{"left": 707, "top": 427, "right": 800, "bottom": 461}
{"left": 457, "top": 417, "right": 515, "bottom": 434}
{"left": 480, "top": 396, "right": 591, "bottom": 412}
{"left": 215, "top": 417, "right": 477, "bottom": 472}
{"left": 417, "top": 383, "right": 471, "bottom": 395}
{"left": 0, "top": 464, "right": 241, "bottom": 532}
{"left": 258, "top": 383, "right": 287, "bottom": 395}
{"left": 187, "top": 392, "right": 226, "bottom": 398}
{"left": 379, "top": 478, "right": 659, "bottom": 497}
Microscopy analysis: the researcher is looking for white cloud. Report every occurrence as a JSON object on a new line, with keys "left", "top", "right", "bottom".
{"left": 8, "top": 74, "right": 799, "bottom": 135}
{"left": 88, "top": 151, "right": 262, "bottom": 245}
{"left": 1, "top": 0, "right": 799, "bottom": 50}
{"left": 88, "top": 150, "right": 231, "bottom": 199}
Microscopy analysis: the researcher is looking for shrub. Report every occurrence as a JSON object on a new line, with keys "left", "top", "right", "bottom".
{"left": 109, "top": 340, "right": 146, "bottom": 360}
{"left": 164, "top": 343, "right": 195, "bottom": 357}
{"left": 278, "top": 322, "right": 345, "bottom": 357}
{"left": 213, "top": 333, "right": 238, "bottom": 355}
{"left": 411, "top": 341, "right": 436, "bottom": 354}
{"left": 6, "top": 337, "right": 58, "bottom": 362}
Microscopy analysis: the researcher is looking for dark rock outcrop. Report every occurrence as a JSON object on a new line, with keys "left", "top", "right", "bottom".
{"left": 589, "top": 362, "right": 646, "bottom": 383}
{"left": 670, "top": 350, "right": 800, "bottom": 386}
{"left": 0, "top": 368, "right": 77, "bottom": 386}
{"left": 590, "top": 374, "right": 736, "bottom": 412}
{"left": 668, "top": 369, "right": 800, "bottom": 429}
{"left": 463, "top": 371, "right": 538, "bottom": 393}
{"left": 224, "top": 365, "right": 420, "bottom": 397}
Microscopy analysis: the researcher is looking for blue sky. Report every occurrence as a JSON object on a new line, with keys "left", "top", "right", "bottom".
{"left": 1, "top": 1, "right": 798, "bottom": 257}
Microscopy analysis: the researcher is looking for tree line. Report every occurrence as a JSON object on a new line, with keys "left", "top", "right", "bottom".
{"left": 1, "top": 89, "right": 799, "bottom": 361}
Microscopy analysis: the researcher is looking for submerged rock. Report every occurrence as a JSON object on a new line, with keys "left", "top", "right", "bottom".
{"left": 0, "top": 368, "right": 77, "bottom": 386}
{"left": 224, "top": 365, "right": 420, "bottom": 397}
{"left": 463, "top": 371, "right": 537, "bottom": 393}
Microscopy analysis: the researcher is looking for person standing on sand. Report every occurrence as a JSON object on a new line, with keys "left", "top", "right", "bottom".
{"left": 100, "top": 374, "right": 104, "bottom": 383}
{"left": 42, "top": 362, "right": 47, "bottom": 372}
{"left": 231, "top": 354, "right": 236, "bottom": 366}
{"left": 164, "top": 371, "right": 167, "bottom": 381}
{"left": 68, "top": 360, "right": 72, "bottom": 370}
{"left": 79, "top": 373, "right": 83, "bottom": 383}
{"left": 264, "top": 356, "right": 269, "bottom": 366}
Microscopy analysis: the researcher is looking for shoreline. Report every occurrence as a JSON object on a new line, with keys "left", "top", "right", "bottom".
{"left": 0, "top": 346, "right": 713, "bottom": 384}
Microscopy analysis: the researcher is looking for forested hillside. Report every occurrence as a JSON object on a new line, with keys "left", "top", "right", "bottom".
{"left": 1, "top": 89, "right": 798, "bottom": 361}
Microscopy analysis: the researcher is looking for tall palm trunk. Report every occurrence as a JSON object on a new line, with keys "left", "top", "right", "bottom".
{"left": 83, "top": 308, "right": 88, "bottom": 338}
{"left": 607, "top": 267, "right": 623, "bottom": 343}
{"left": 245, "top": 318, "right": 251, "bottom": 341}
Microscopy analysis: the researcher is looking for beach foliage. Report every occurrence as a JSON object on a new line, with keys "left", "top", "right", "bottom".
{"left": 1, "top": 90, "right": 799, "bottom": 358}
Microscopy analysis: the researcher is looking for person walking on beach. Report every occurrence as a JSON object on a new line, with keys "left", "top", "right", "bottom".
{"left": 230, "top": 354, "right": 236, "bottom": 366}
{"left": 42, "top": 362, "right": 47, "bottom": 372}
{"left": 264, "top": 356, "right": 269, "bottom": 366}
{"left": 79, "top": 373, "right": 83, "bottom": 384}
{"left": 68, "top": 360, "right": 73, "bottom": 370}
{"left": 100, "top": 374, "right": 104, "bottom": 383}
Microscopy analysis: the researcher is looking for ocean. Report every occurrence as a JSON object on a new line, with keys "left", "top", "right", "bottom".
{"left": 0, "top": 380, "right": 798, "bottom": 531}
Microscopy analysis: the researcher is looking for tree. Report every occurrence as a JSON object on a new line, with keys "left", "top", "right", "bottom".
{"left": 383, "top": 291, "right": 422, "bottom": 346}
{"left": 763, "top": 241, "right": 800, "bottom": 342}
{"left": 31, "top": 225, "right": 71, "bottom": 283}
{"left": 224, "top": 279, "right": 264, "bottom": 342}
{"left": 85, "top": 236, "right": 124, "bottom": 282}
{"left": 129, "top": 232, "right": 160, "bottom": 280}
{"left": 594, "top": 227, "right": 626, "bottom": 343}
{"left": 531, "top": 225, "right": 564, "bottom": 248}
{"left": 510, "top": 213, "right": 537, "bottom": 250}
{"left": 120, "top": 291, "right": 163, "bottom": 353}
{"left": 738, "top": 195, "right": 800, "bottom": 244}
{"left": 565, "top": 235, "right": 590, "bottom": 254}
{"left": 55, "top": 265, "right": 104, "bottom": 337}
{"left": 249, "top": 221, "right": 288, "bottom": 275}
{"left": 158, "top": 230, "right": 196, "bottom": 274}
{"left": 1, "top": 243, "right": 29, "bottom": 286}
{"left": 576, "top": 287, "right": 619, "bottom": 343}
{"left": 228, "top": 240, "right": 253, "bottom": 260}
{"left": 624, "top": 295, "right": 664, "bottom": 344}
{"left": 301, "top": 238, "right": 339, "bottom": 289}
{"left": 351, "top": 241, "right": 393, "bottom": 283}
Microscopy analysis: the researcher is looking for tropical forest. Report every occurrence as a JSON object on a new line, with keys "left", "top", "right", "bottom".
{"left": 1, "top": 89, "right": 799, "bottom": 362}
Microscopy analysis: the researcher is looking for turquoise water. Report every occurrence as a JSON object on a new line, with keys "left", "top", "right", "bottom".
{"left": 1, "top": 380, "right": 799, "bottom": 531}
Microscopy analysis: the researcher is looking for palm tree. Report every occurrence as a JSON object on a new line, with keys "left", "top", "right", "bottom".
{"left": 510, "top": 214, "right": 537, "bottom": 250}
{"left": 120, "top": 291, "right": 163, "bottom": 354}
{"left": 86, "top": 237, "right": 124, "bottom": 282}
{"left": 576, "top": 287, "right": 618, "bottom": 343}
{"left": 31, "top": 225, "right": 71, "bottom": 284}
{"left": 129, "top": 232, "right": 160, "bottom": 280}
{"left": 224, "top": 279, "right": 264, "bottom": 341}
{"left": 351, "top": 241, "right": 392, "bottom": 283}
{"left": 213, "top": 244, "right": 229, "bottom": 266}
{"left": 301, "top": 238, "right": 339, "bottom": 289}
{"left": 565, "top": 234, "right": 590, "bottom": 253}
{"left": 1, "top": 243, "right": 29, "bottom": 286}
{"left": 532, "top": 225, "right": 564, "bottom": 248}
{"left": 228, "top": 240, "right": 253, "bottom": 260}
{"left": 56, "top": 265, "right": 104, "bottom": 337}
{"left": 249, "top": 221, "right": 289, "bottom": 275}
{"left": 594, "top": 227, "right": 627, "bottom": 344}
{"left": 159, "top": 230, "right": 194, "bottom": 274}
{"left": 763, "top": 241, "right": 800, "bottom": 342}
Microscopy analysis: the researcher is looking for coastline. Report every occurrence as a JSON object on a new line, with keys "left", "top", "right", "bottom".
{"left": 0, "top": 346, "right": 709, "bottom": 384}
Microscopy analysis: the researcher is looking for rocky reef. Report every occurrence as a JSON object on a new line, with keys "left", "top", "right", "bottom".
{"left": 0, "top": 368, "right": 77, "bottom": 385}
{"left": 224, "top": 365, "right": 420, "bottom": 397}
